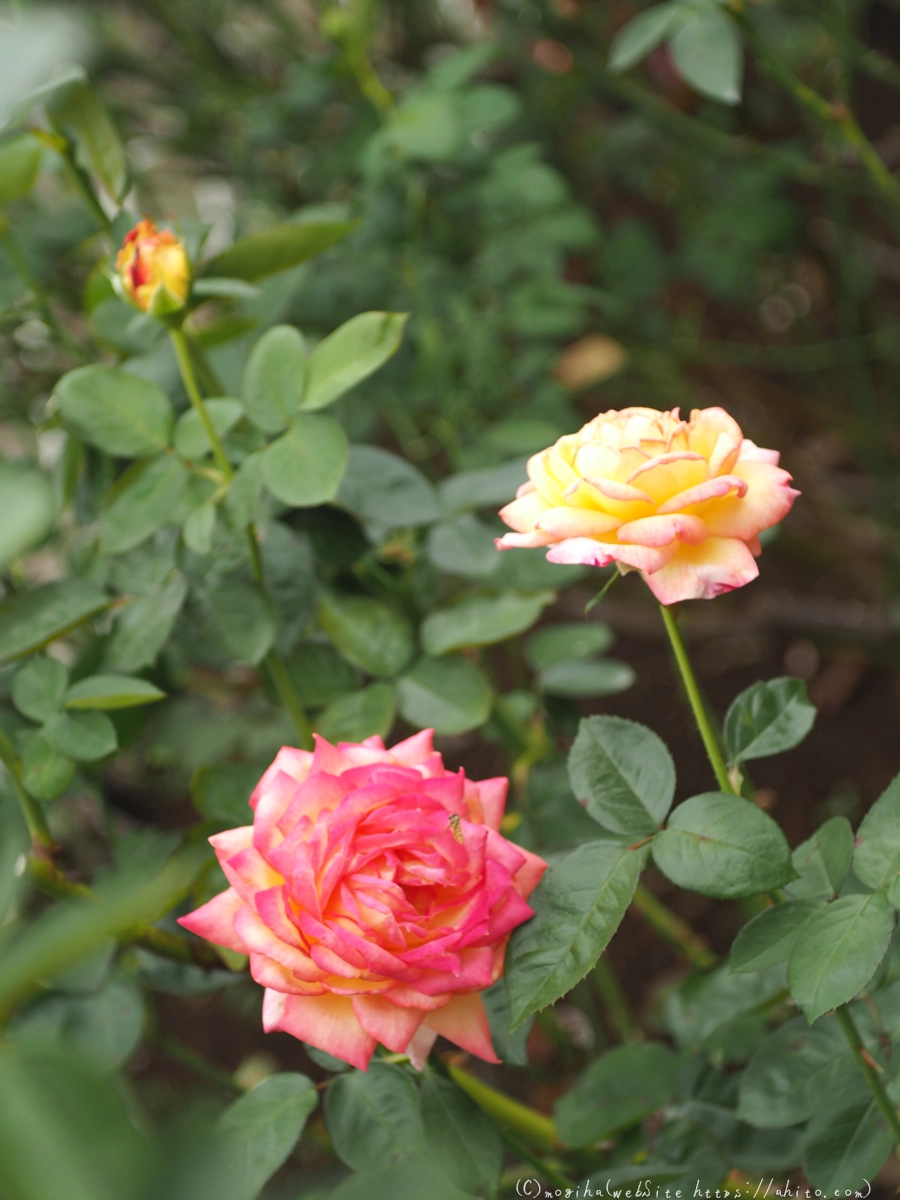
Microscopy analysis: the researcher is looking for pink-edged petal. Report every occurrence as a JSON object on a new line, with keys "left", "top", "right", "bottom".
{"left": 546, "top": 538, "right": 679, "bottom": 575}
{"left": 495, "top": 530, "right": 555, "bottom": 550}
{"left": 516, "top": 480, "right": 537, "bottom": 498}
{"left": 262, "top": 988, "right": 287, "bottom": 1032}
{"left": 387, "top": 729, "right": 434, "bottom": 765}
{"left": 352, "top": 994, "right": 424, "bottom": 1053}
{"left": 250, "top": 747, "right": 312, "bottom": 808}
{"left": 643, "top": 537, "right": 759, "bottom": 605}
{"left": 310, "top": 734, "right": 349, "bottom": 776}
{"left": 536, "top": 506, "right": 622, "bottom": 540}
{"left": 218, "top": 845, "right": 283, "bottom": 903}
{"left": 707, "top": 430, "right": 742, "bottom": 478}
{"left": 423, "top": 993, "right": 500, "bottom": 1064}
{"left": 209, "top": 826, "right": 253, "bottom": 857}
{"left": 545, "top": 537, "right": 617, "bottom": 568}
{"left": 738, "top": 438, "right": 780, "bottom": 465}
{"left": 686, "top": 406, "right": 744, "bottom": 460}
{"left": 511, "top": 845, "right": 548, "bottom": 901}
{"left": 624, "top": 452, "right": 707, "bottom": 504}
{"left": 655, "top": 475, "right": 746, "bottom": 515}
{"left": 475, "top": 777, "right": 508, "bottom": 831}
{"left": 588, "top": 477, "right": 654, "bottom": 505}
{"left": 499, "top": 491, "right": 552, "bottom": 534}
{"left": 178, "top": 887, "right": 247, "bottom": 953}
{"left": 276, "top": 993, "right": 377, "bottom": 1071}
{"left": 249, "top": 953, "right": 325, "bottom": 995}
{"left": 616, "top": 513, "right": 707, "bottom": 548}
{"left": 704, "top": 462, "right": 799, "bottom": 541}
{"left": 381, "top": 987, "right": 452, "bottom": 1012}
{"left": 234, "top": 904, "right": 321, "bottom": 976}
{"left": 406, "top": 1025, "right": 439, "bottom": 1070}
{"left": 626, "top": 450, "right": 705, "bottom": 484}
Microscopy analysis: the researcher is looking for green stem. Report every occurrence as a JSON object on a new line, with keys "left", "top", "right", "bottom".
{"left": 836, "top": 1003, "right": 900, "bottom": 1149}
{"left": 0, "top": 724, "right": 53, "bottom": 848}
{"left": 631, "top": 882, "right": 718, "bottom": 970}
{"left": 169, "top": 327, "right": 233, "bottom": 481}
{"left": 58, "top": 142, "right": 114, "bottom": 233}
{"left": 499, "top": 1130, "right": 574, "bottom": 1191}
{"left": 245, "top": 527, "right": 315, "bottom": 751}
{"left": 593, "top": 954, "right": 641, "bottom": 1041}
{"left": 447, "top": 1063, "right": 559, "bottom": 1150}
{"left": 659, "top": 604, "right": 734, "bottom": 795}
{"left": 157, "top": 1034, "right": 243, "bottom": 1092}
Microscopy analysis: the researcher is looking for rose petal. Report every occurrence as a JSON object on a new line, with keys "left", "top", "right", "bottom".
{"left": 536, "top": 506, "right": 622, "bottom": 539}
{"left": 616, "top": 513, "right": 707, "bottom": 548}
{"left": 276, "top": 994, "right": 377, "bottom": 1071}
{"left": 423, "top": 993, "right": 500, "bottom": 1063}
{"left": 643, "top": 537, "right": 759, "bottom": 605}
{"left": 178, "top": 887, "right": 246, "bottom": 953}
{"left": 352, "top": 994, "right": 425, "bottom": 1053}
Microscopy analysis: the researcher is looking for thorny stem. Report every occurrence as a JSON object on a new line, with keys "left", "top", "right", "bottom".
{"left": 630, "top": 882, "right": 718, "bottom": 971}
{"left": 836, "top": 1004, "right": 900, "bottom": 1150}
{"left": 659, "top": 604, "right": 735, "bottom": 795}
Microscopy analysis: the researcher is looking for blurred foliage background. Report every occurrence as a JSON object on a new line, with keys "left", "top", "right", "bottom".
{"left": 3, "top": 0, "right": 900, "bottom": 1196}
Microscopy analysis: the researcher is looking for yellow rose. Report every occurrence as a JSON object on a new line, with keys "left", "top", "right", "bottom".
{"left": 497, "top": 406, "right": 799, "bottom": 605}
{"left": 115, "top": 219, "right": 190, "bottom": 315}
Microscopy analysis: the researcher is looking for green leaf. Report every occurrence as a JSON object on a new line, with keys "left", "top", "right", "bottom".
{"left": 318, "top": 592, "right": 414, "bottom": 678}
{"left": 482, "top": 981, "right": 531, "bottom": 1067}
{"left": 723, "top": 677, "right": 816, "bottom": 766}
{"left": 788, "top": 892, "right": 896, "bottom": 1022}
{"left": 609, "top": 3, "right": 685, "bottom": 72}
{"left": 55, "top": 366, "right": 173, "bottom": 458}
{"left": 12, "top": 657, "right": 69, "bottom": 722}
{"left": 337, "top": 445, "right": 440, "bottom": 530}
{"left": 785, "top": 815, "right": 854, "bottom": 900}
{"left": 191, "top": 763, "right": 260, "bottom": 826}
{"left": 853, "top": 774, "right": 900, "bottom": 896}
{"left": 11, "top": 980, "right": 144, "bottom": 1074}
{"left": 426, "top": 514, "right": 500, "bottom": 579}
{"left": 324, "top": 1062, "right": 426, "bottom": 1173}
{"left": 664, "top": 964, "right": 786, "bottom": 1060}
{"left": 21, "top": 731, "right": 75, "bottom": 801}
{"left": 804, "top": 1074, "right": 898, "bottom": 1196}
{"left": 64, "top": 674, "right": 166, "bottom": 711}
{"left": 421, "top": 589, "right": 555, "bottom": 656}
{"left": 262, "top": 413, "right": 348, "bottom": 507}
{"left": 242, "top": 325, "right": 307, "bottom": 434}
{"left": 670, "top": 5, "right": 743, "bottom": 105}
{"left": 173, "top": 397, "right": 243, "bottom": 460}
{"left": 653, "top": 793, "right": 795, "bottom": 899}
{"left": 195, "top": 578, "right": 275, "bottom": 666}
{"left": 438, "top": 458, "right": 529, "bottom": 514}
{"left": 0, "top": 464, "right": 54, "bottom": 568}
{"left": 45, "top": 711, "right": 117, "bottom": 762}
{"left": 730, "top": 899, "right": 823, "bottom": 974}
{"left": 538, "top": 658, "right": 635, "bottom": 699}
{"left": 0, "top": 132, "right": 43, "bottom": 202}
{"left": 386, "top": 94, "right": 461, "bottom": 161}
{"left": 201, "top": 218, "right": 357, "bottom": 281}
{"left": 101, "top": 456, "right": 191, "bottom": 555}
{"left": 396, "top": 656, "right": 493, "bottom": 736}
{"left": 216, "top": 1073, "right": 317, "bottom": 1200}
{"left": 0, "top": 580, "right": 108, "bottom": 664}
{"left": 183, "top": 500, "right": 216, "bottom": 556}
{"left": 555, "top": 1042, "right": 680, "bottom": 1147}
{"left": 286, "top": 640, "right": 360, "bottom": 706}
{"left": 303, "top": 312, "right": 408, "bottom": 411}
{"left": 505, "top": 840, "right": 644, "bottom": 1028}
{"left": 525, "top": 622, "right": 613, "bottom": 670}
{"left": 46, "top": 78, "right": 129, "bottom": 200}
{"left": 329, "top": 1163, "right": 477, "bottom": 1200}
{"left": 261, "top": 522, "right": 317, "bottom": 657}
{"left": 104, "top": 572, "right": 187, "bottom": 673}
{"left": 421, "top": 1071, "right": 503, "bottom": 1196}
{"left": 568, "top": 715, "right": 675, "bottom": 837}
{"left": 316, "top": 683, "right": 395, "bottom": 744}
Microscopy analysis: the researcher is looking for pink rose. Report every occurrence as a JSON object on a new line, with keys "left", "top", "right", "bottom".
{"left": 179, "top": 731, "right": 547, "bottom": 1071}
{"left": 497, "top": 406, "right": 799, "bottom": 605}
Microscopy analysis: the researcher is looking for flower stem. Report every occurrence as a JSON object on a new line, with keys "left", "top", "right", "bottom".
{"left": 0, "top": 723, "right": 52, "bottom": 849}
{"left": 593, "top": 954, "right": 641, "bottom": 1041}
{"left": 659, "top": 603, "right": 734, "bottom": 795}
{"left": 631, "top": 882, "right": 718, "bottom": 970}
{"left": 169, "top": 327, "right": 233, "bottom": 482}
{"left": 447, "top": 1063, "right": 559, "bottom": 1150}
{"left": 836, "top": 1003, "right": 900, "bottom": 1149}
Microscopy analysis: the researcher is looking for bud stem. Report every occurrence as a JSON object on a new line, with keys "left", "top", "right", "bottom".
{"left": 169, "top": 328, "right": 233, "bottom": 482}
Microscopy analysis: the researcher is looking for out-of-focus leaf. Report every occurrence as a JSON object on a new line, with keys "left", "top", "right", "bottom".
{"left": 183, "top": 501, "right": 217, "bottom": 555}
{"left": 11, "top": 980, "right": 144, "bottom": 1073}
{"left": 505, "top": 841, "right": 644, "bottom": 1028}
{"left": 421, "top": 1071, "right": 503, "bottom": 1196}
{"left": 426, "top": 514, "right": 500, "bottom": 579}
{"left": 0, "top": 13, "right": 90, "bottom": 129}
{"left": 670, "top": 6, "right": 743, "bottom": 105}
{"left": 852, "top": 774, "right": 900, "bottom": 898}
{"left": 194, "top": 578, "right": 275, "bottom": 666}
{"left": 0, "top": 465, "right": 55, "bottom": 568}
{"left": 421, "top": 589, "right": 554, "bottom": 655}
{"left": 723, "top": 677, "right": 816, "bottom": 767}
{"left": 104, "top": 572, "right": 187, "bottom": 672}
{"left": 318, "top": 592, "right": 414, "bottom": 678}
{"left": 303, "top": 312, "right": 408, "bottom": 411}
{"left": 396, "top": 656, "right": 493, "bottom": 736}
{"left": 385, "top": 94, "right": 461, "bottom": 161}
{"left": 0, "top": 580, "right": 108, "bottom": 664}
{"left": 46, "top": 77, "right": 129, "bottom": 199}
{"left": 191, "top": 763, "right": 260, "bottom": 826}
{"left": 330, "top": 1162, "right": 478, "bottom": 1200}
{"left": 325, "top": 1062, "right": 426, "bottom": 1173}
{"left": 609, "top": 4, "right": 684, "bottom": 71}
{"left": 201, "top": 218, "right": 357, "bottom": 281}
{"left": 538, "top": 658, "right": 635, "bottom": 698}
{"left": 55, "top": 366, "right": 173, "bottom": 458}
{"left": 128, "top": 948, "right": 242, "bottom": 995}
{"left": 242, "top": 325, "right": 306, "bottom": 434}
{"left": 438, "top": 458, "right": 529, "bottom": 513}
{"left": 525, "top": 621, "right": 613, "bottom": 669}
{"left": 316, "top": 683, "right": 395, "bottom": 744}
{"left": 44, "top": 710, "right": 117, "bottom": 762}
{"left": 216, "top": 1073, "right": 318, "bottom": 1200}
{"left": 0, "top": 132, "right": 42, "bottom": 201}
{"left": 21, "top": 731, "right": 75, "bottom": 801}
{"left": 555, "top": 1042, "right": 680, "bottom": 1146}
{"left": 337, "top": 445, "right": 440, "bottom": 530}
{"left": 11, "top": 657, "right": 68, "bottom": 722}
{"left": 262, "top": 414, "right": 348, "bottom": 507}
{"left": 568, "top": 715, "right": 675, "bottom": 837}
{"left": 64, "top": 674, "right": 165, "bottom": 710}
{"left": 173, "top": 398, "right": 244, "bottom": 460}
{"left": 101, "top": 456, "right": 190, "bottom": 555}
{"left": 482, "top": 980, "right": 532, "bottom": 1066}
{"left": 804, "top": 1074, "right": 898, "bottom": 1196}
{"left": 652, "top": 793, "right": 796, "bottom": 900}
{"left": 260, "top": 522, "right": 317, "bottom": 656}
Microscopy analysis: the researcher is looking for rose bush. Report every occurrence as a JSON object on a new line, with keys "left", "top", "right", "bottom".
{"left": 179, "top": 730, "right": 547, "bottom": 1070}
{"left": 497, "top": 406, "right": 799, "bottom": 604}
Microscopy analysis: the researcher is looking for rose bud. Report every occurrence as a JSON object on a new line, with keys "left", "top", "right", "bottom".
{"left": 178, "top": 731, "right": 547, "bottom": 1071}
{"left": 114, "top": 218, "right": 190, "bottom": 316}
{"left": 497, "top": 406, "right": 799, "bottom": 605}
